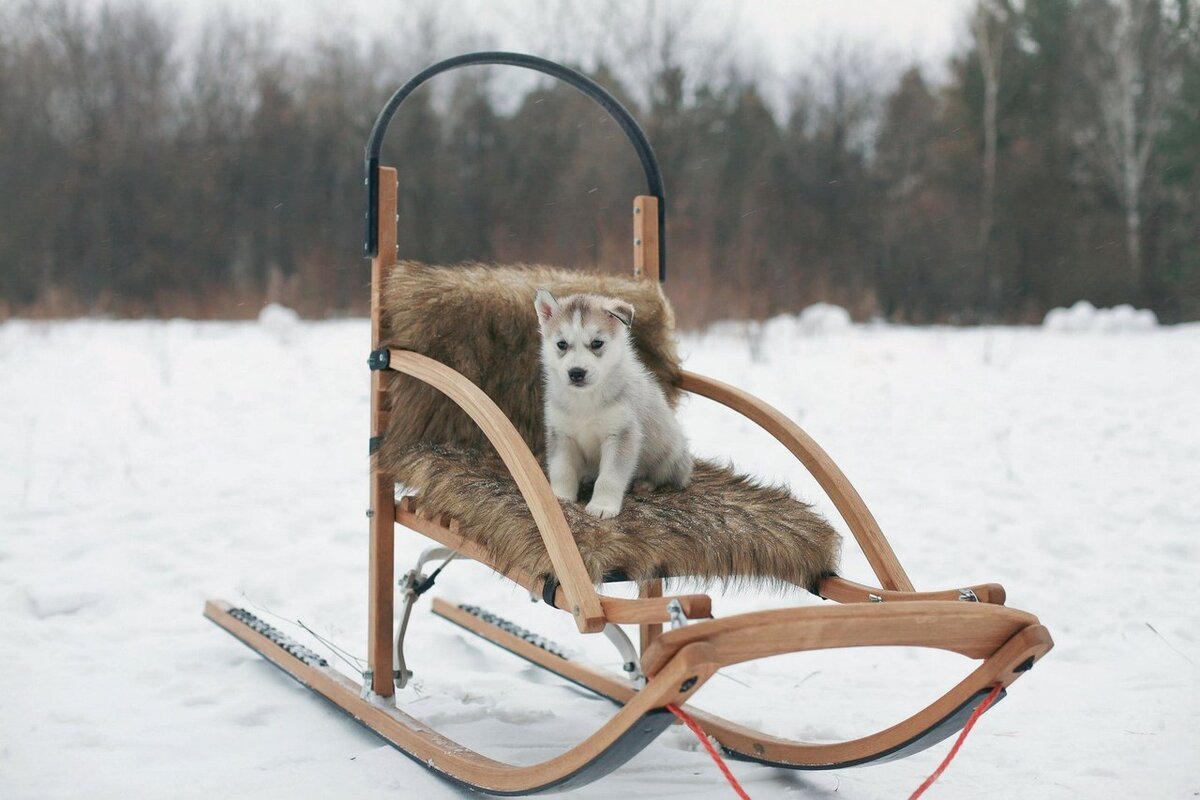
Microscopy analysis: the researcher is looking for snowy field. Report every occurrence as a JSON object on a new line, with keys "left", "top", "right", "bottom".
{"left": 1, "top": 312, "right": 1197, "bottom": 798}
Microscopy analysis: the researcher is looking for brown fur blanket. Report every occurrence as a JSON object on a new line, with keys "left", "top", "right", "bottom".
{"left": 391, "top": 444, "right": 841, "bottom": 591}
{"left": 377, "top": 262, "right": 682, "bottom": 462}
{"left": 375, "top": 261, "right": 841, "bottom": 588}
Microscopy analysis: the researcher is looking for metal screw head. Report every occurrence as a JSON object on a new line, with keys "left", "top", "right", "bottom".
{"left": 634, "top": 206, "right": 641, "bottom": 214}
{"left": 635, "top": 238, "right": 642, "bottom": 246}
{"left": 679, "top": 676, "right": 697, "bottom": 692}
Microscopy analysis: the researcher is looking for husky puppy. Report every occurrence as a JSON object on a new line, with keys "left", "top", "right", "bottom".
{"left": 534, "top": 289, "right": 692, "bottom": 519}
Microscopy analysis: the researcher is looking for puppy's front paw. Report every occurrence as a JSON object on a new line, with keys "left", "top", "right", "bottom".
{"left": 551, "top": 481, "right": 578, "bottom": 503}
{"left": 584, "top": 497, "right": 622, "bottom": 519}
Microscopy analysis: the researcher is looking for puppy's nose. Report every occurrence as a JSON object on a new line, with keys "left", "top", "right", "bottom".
{"left": 567, "top": 367, "right": 587, "bottom": 384}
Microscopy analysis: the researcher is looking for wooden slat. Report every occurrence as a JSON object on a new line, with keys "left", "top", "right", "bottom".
{"left": 680, "top": 369, "right": 915, "bottom": 593}
{"left": 397, "top": 501, "right": 541, "bottom": 588}
{"left": 396, "top": 501, "right": 711, "bottom": 625}
{"left": 632, "top": 196, "right": 659, "bottom": 282}
{"left": 819, "top": 576, "right": 1006, "bottom": 606}
{"left": 600, "top": 593, "right": 711, "bottom": 624}
{"left": 205, "top": 598, "right": 714, "bottom": 794}
{"left": 367, "top": 166, "right": 400, "bottom": 698}
{"left": 641, "top": 601, "right": 1039, "bottom": 676}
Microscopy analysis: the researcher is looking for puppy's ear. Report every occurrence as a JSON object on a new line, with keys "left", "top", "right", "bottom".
{"left": 605, "top": 299, "right": 634, "bottom": 328}
{"left": 534, "top": 289, "right": 560, "bottom": 329}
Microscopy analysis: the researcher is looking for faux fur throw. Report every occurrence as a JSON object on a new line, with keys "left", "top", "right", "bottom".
{"left": 378, "top": 261, "right": 682, "bottom": 460}
{"left": 376, "top": 261, "right": 841, "bottom": 588}
{"left": 390, "top": 444, "right": 841, "bottom": 591}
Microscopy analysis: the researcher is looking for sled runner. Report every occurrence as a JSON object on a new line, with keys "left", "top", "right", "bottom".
{"left": 204, "top": 52, "right": 1053, "bottom": 794}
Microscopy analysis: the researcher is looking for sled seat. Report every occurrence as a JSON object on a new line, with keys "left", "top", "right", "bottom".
{"left": 390, "top": 443, "right": 841, "bottom": 589}
{"left": 374, "top": 260, "right": 841, "bottom": 591}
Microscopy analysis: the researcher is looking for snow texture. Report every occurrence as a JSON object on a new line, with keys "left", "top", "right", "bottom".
{"left": 2, "top": 312, "right": 1197, "bottom": 798}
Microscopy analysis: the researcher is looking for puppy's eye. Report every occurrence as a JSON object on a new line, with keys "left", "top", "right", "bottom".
{"left": 590, "top": 339, "right": 604, "bottom": 350}
{"left": 556, "top": 340, "right": 568, "bottom": 351}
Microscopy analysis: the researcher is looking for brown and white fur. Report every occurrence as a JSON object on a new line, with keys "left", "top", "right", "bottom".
{"left": 535, "top": 289, "right": 692, "bottom": 519}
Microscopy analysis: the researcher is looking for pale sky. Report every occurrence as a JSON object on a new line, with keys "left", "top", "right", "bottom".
{"left": 87, "top": 0, "right": 975, "bottom": 69}
{"left": 77, "top": 0, "right": 977, "bottom": 109}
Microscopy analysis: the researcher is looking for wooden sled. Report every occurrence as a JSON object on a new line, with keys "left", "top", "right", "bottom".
{"left": 204, "top": 52, "right": 1053, "bottom": 794}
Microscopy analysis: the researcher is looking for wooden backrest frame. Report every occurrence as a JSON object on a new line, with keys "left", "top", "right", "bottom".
{"left": 367, "top": 172, "right": 672, "bottom": 694}
{"left": 367, "top": 165, "right": 921, "bottom": 696}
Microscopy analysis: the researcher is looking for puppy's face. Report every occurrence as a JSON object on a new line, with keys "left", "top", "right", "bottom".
{"left": 534, "top": 289, "right": 634, "bottom": 392}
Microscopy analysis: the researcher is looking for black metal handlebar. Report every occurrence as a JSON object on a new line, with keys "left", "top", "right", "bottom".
{"left": 364, "top": 51, "right": 667, "bottom": 282}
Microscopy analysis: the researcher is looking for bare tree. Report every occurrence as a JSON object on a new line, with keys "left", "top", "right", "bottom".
{"left": 1075, "top": 0, "right": 1175, "bottom": 293}
{"left": 973, "top": 0, "right": 1008, "bottom": 256}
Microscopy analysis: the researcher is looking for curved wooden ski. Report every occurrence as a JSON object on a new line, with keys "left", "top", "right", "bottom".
{"left": 431, "top": 597, "right": 1052, "bottom": 771}
{"left": 203, "top": 600, "right": 710, "bottom": 795}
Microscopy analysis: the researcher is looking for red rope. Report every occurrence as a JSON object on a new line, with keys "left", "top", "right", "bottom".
{"left": 908, "top": 683, "right": 1004, "bottom": 800}
{"left": 667, "top": 703, "right": 751, "bottom": 800}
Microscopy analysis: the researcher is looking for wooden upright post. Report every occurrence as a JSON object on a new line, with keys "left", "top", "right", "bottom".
{"left": 634, "top": 194, "right": 663, "bottom": 652}
{"left": 632, "top": 196, "right": 659, "bottom": 282}
{"left": 368, "top": 166, "right": 399, "bottom": 698}
{"left": 638, "top": 579, "right": 663, "bottom": 653}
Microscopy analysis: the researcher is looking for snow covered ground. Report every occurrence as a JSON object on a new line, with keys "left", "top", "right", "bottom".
{"left": 1, "top": 313, "right": 1197, "bottom": 798}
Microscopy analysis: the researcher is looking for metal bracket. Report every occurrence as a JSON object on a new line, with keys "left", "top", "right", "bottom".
{"left": 541, "top": 574, "right": 560, "bottom": 608}
{"left": 367, "top": 348, "right": 391, "bottom": 370}
{"left": 394, "top": 546, "right": 457, "bottom": 689}
{"left": 602, "top": 624, "right": 646, "bottom": 687}
{"left": 958, "top": 588, "right": 980, "bottom": 602}
{"left": 666, "top": 598, "right": 687, "bottom": 630}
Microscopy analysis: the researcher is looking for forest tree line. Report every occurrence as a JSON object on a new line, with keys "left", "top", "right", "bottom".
{"left": 1, "top": 0, "right": 1197, "bottom": 325}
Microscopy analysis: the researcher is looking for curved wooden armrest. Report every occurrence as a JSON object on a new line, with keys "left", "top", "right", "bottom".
{"left": 679, "top": 369, "right": 915, "bottom": 593}
{"left": 819, "top": 576, "right": 1007, "bottom": 606}
{"left": 385, "top": 349, "right": 605, "bottom": 633}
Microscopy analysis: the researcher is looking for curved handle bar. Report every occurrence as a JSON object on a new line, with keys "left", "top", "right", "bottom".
{"left": 364, "top": 51, "right": 667, "bottom": 282}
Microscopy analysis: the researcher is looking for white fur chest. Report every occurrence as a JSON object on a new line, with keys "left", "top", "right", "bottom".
{"left": 547, "top": 392, "right": 631, "bottom": 463}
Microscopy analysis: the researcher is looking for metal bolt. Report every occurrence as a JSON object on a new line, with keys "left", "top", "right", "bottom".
{"left": 366, "top": 508, "right": 375, "bottom": 518}
{"left": 679, "top": 676, "right": 697, "bottom": 692}
{"left": 634, "top": 206, "right": 641, "bottom": 214}
{"left": 634, "top": 238, "right": 642, "bottom": 246}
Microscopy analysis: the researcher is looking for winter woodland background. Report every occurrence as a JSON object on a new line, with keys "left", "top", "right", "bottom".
{"left": 1, "top": 0, "right": 1198, "bottom": 326}
{"left": 4, "top": 2, "right": 1199, "bottom": 798}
